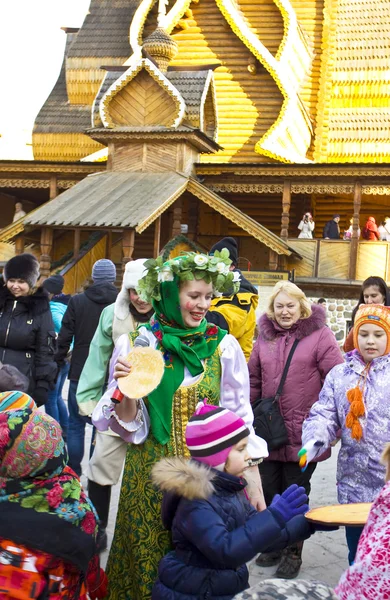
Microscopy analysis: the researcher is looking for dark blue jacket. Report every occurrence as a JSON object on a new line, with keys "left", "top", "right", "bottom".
{"left": 151, "top": 458, "right": 312, "bottom": 600}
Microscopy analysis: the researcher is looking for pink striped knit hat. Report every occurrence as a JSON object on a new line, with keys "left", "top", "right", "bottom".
{"left": 185, "top": 400, "right": 250, "bottom": 469}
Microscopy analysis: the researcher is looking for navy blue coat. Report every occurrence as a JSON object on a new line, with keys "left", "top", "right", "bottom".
{"left": 151, "top": 459, "right": 312, "bottom": 600}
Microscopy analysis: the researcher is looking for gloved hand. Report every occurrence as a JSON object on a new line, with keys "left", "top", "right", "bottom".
{"left": 87, "top": 567, "right": 108, "bottom": 600}
{"left": 33, "top": 386, "right": 49, "bottom": 407}
{"left": 268, "top": 484, "right": 309, "bottom": 526}
{"left": 298, "top": 439, "right": 324, "bottom": 471}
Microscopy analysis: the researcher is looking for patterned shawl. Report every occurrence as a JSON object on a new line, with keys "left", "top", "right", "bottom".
{"left": 0, "top": 409, "right": 98, "bottom": 572}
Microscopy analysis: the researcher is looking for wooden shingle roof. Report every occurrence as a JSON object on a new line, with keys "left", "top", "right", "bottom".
{"left": 67, "top": 0, "right": 137, "bottom": 58}
{"left": 314, "top": 0, "right": 390, "bottom": 163}
{"left": 23, "top": 171, "right": 298, "bottom": 256}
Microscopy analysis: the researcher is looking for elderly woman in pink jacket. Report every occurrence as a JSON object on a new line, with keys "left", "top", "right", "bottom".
{"left": 248, "top": 281, "right": 343, "bottom": 579}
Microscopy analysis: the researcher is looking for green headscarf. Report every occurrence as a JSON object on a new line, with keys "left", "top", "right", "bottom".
{"left": 143, "top": 275, "right": 226, "bottom": 444}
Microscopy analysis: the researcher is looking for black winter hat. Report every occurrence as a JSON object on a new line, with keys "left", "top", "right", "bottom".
{"left": 4, "top": 253, "right": 40, "bottom": 289}
{"left": 42, "top": 274, "right": 64, "bottom": 295}
{"left": 209, "top": 237, "right": 238, "bottom": 265}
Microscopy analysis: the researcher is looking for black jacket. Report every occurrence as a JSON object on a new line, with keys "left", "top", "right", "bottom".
{"left": 323, "top": 220, "right": 340, "bottom": 239}
{"left": 56, "top": 282, "right": 118, "bottom": 380}
{"left": 0, "top": 280, "right": 57, "bottom": 396}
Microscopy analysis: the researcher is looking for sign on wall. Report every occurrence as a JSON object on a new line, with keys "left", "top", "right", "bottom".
{"left": 244, "top": 270, "right": 293, "bottom": 287}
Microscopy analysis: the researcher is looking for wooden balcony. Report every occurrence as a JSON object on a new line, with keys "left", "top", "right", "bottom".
{"left": 286, "top": 240, "right": 390, "bottom": 283}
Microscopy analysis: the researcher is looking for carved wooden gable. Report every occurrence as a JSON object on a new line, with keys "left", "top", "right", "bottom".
{"left": 100, "top": 59, "right": 185, "bottom": 128}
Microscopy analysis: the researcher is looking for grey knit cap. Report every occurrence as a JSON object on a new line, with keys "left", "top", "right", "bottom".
{"left": 92, "top": 259, "right": 116, "bottom": 284}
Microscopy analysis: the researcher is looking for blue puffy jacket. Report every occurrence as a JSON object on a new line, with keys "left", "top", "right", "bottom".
{"left": 151, "top": 458, "right": 312, "bottom": 600}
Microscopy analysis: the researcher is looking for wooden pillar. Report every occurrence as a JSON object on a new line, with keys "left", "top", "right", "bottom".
{"left": 280, "top": 180, "right": 291, "bottom": 241}
{"left": 187, "top": 197, "right": 198, "bottom": 240}
{"left": 73, "top": 229, "right": 81, "bottom": 259}
{"left": 49, "top": 176, "right": 58, "bottom": 200}
{"left": 154, "top": 217, "right": 161, "bottom": 258}
{"left": 40, "top": 227, "right": 53, "bottom": 278}
{"left": 14, "top": 235, "right": 25, "bottom": 255}
{"left": 348, "top": 181, "right": 362, "bottom": 280}
{"left": 171, "top": 199, "right": 182, "bottom": 237}
{"left": 122, "top": 228, "right": 135, "bottom": 267}
{"left": 106, "top": 230, "right": 112, "bottom": 260}
{"left": 269, "top": 249, "right": 279, "bottom": 271}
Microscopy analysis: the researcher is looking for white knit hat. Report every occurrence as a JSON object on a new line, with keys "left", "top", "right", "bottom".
{"left": 114, "top": 259, "right": 149, "bottom": 320}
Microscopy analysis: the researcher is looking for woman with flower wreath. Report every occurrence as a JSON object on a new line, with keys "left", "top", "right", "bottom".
{"left": 92, "top": 250, "right": 268, "bottom": 600}
{"left": 0, "top": 403, "right": 107, "bottom": 599}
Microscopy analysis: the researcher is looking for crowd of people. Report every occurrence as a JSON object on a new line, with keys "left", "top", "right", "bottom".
{"left": 0, "top": 241, "right": 389, "bottom": 600}
{"left": 296, "top": 212, "right": 390, "bottom": 242}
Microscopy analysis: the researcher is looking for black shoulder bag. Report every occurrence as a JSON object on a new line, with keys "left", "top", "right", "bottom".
{"left": 252, "top": 339, "right": 299, "bottom": 451}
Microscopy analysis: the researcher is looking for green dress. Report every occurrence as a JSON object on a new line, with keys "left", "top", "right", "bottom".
{"left": 105, "top": 346, "right": 222, "bottom": 600}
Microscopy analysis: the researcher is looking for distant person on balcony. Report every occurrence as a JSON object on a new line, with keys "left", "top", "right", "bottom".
{"left": 297, "top": 213, "right": 315, "bottom": 238}
{"left": 343, "top": 217, "right": 360, "bottom": 240}
{"left": 343, "top": 276, "right": 390, "bottom": 352}
{"left": 206, "top": 237, "right": 259, "bottom": 361}
{"left": 323, "top": 214, "right": 340, "bottom": 239}
{"left": 362, "top": 216, "right": 380, "bottom": 241}
{"left": 12, "top": 202, "right": 26, "bottom": 223}
{"left": 55, "top": 259, "right": 118, "bottom": 476}
{"left": 378, "top": 217, "right": 390, "bottom": 241}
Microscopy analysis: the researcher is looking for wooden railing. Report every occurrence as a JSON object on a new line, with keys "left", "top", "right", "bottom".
{"left": 60, "top": 234, "right": 108, "bottom": 295}
{"left": 286, "top": 239, "right": 390, "bottom": 282}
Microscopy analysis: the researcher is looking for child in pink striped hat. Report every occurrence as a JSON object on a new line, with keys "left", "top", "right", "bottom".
{"left": 151, "top": 400, "right": 321, "bottom": 600}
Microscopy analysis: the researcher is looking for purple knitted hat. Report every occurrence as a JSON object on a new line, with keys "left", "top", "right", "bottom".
{"left": 185, "top": 400, "right": 249, "bottom": 469}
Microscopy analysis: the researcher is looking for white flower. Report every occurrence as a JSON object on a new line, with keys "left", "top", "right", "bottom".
{"left": 232, "top": 271, "right": 241, "bottom": 283}
{"left": 216, "top": 262, "right": 229, "bottom": 275}
{"left": 194, "top": 254, "right": 208, "bottom": 267}
{"left": 157, "top": 266, "right": 174, "bottom": 282}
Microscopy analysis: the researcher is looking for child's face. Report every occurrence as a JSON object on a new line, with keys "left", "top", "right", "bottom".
{"left": 358, "top": 323, "right": 387, "bottom": 362}
{"left": 224, "top": 437, "right": 250, "bottom": 477}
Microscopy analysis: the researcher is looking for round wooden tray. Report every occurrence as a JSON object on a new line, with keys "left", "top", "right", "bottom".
{"left": 305, "top": 503, "right": 372, "bottom": 527}
{"left": 117, "top": 346, "right": 164, "bottom": 399}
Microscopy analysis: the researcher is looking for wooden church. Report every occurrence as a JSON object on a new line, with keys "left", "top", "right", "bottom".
{"left": 2, "top": 0, "right": 390, "bottom": 295}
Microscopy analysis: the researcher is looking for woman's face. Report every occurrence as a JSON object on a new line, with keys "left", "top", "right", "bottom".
{"left": 6, "top": 278, "right": 30, "bottom": 297}
{"left": 179, "top": 279, "right": 213, "bottom": 328}
{"left": 363, "top": 285, "right": 385, "bottom": 305}
{"left": 274, "top": 291, "right": 301, "bottom": 329}
{"left": 358, "top": 323, "right": 387, "bottom": 362}
{"left": 129, "top": 289, "right": 152, "bottom": 314}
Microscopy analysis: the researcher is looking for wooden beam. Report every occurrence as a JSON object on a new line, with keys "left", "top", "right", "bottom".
{"left": 269, "top": 249, "right": 278, "bottom": 271}
{"left": 171, "top": 199, "right": 182, "bottom": 237}
{"left": 14, "top": 235, "right": 25, "bottom": 255}
{"left": 73, "top": 229, "right": 81, "bottom": 259}
{"left": 122, "top": 228, "right": 135, "bottom": 267}
{"left": 40, "top": 227, "right": 53, "bottom": 278}
{"left": 348, "top": 181, "right": 362, "bottom": 280}
{"left": 154, "top": 216, "right": 161, "bottom": 258}
{"left": 106, "top": 230, "right": 112, "bottom": 260}
{"left": 49, "top": 175, "right": 58, "bottom": 200}
{"left": 280, "top": 180, "right": 291, "bottom": 241}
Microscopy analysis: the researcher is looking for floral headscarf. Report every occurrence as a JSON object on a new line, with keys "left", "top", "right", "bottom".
{"left": 0, "top": 409, "right": 98, "bottom": 572}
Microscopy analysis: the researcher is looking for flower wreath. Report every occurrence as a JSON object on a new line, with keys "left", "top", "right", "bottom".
{"left": 137, "top": 250, "right": 241, "bottom": 302}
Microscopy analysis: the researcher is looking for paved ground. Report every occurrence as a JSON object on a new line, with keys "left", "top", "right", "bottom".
{"left": 79, "top": 425, "right": 347, "bottom": 589}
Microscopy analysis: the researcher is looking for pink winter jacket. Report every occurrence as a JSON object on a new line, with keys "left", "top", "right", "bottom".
{"left": 248, "top": 304, "right": 344, "bottom": 462}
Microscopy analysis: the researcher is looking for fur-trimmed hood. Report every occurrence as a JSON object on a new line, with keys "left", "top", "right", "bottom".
{"left": 258, "top": 303, "right": 326, "bottom": 342}
{"left": 152, "top": 457, "right": 247, "bottom": 531}
{"left": 152, "top": 457, "right": 216, "bottom": 501}
{"left": 0, "top": 278, "right": 50, "bottom": 317}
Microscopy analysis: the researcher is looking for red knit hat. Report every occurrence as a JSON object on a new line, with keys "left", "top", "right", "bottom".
{"left": 185, "top": 400, "right": 249, "bottom": 469}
